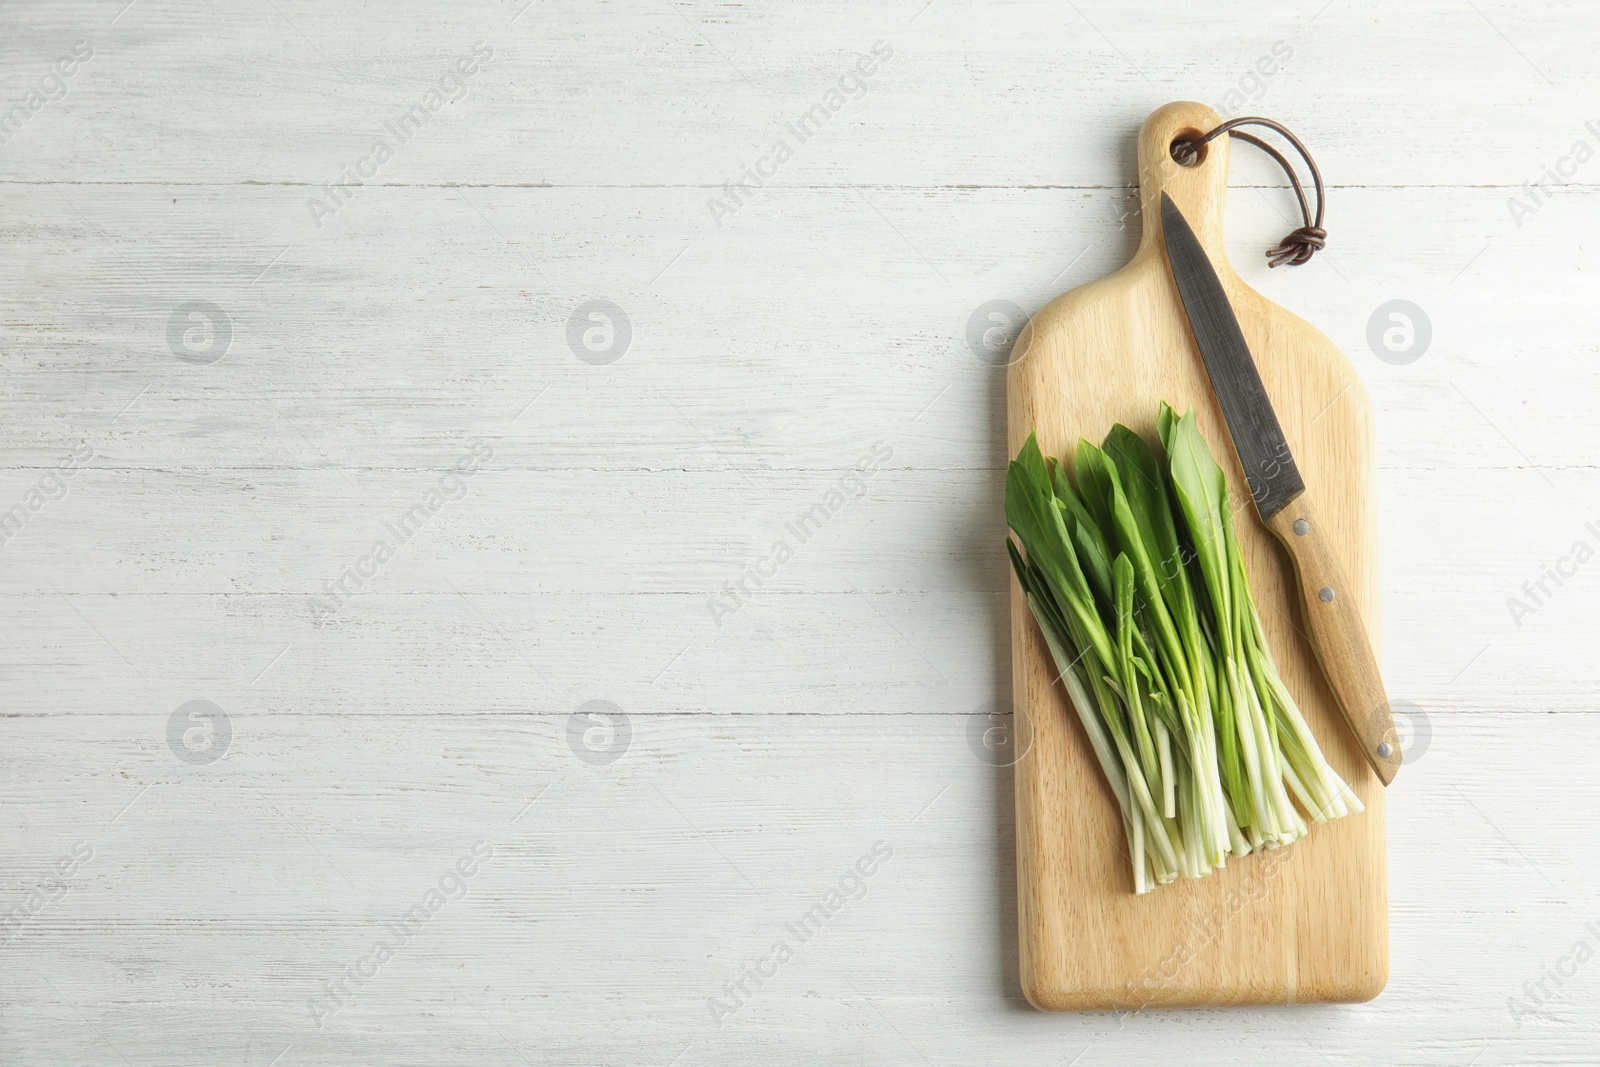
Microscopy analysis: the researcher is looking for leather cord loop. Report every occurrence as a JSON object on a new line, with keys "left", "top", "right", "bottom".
{"left": 1170, "top": 117, "right": 1327, "bottom": 268}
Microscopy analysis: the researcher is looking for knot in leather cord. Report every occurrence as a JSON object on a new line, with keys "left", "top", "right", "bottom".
{"left": 1266, "top": 225, "right": 1326, "bottom": 267}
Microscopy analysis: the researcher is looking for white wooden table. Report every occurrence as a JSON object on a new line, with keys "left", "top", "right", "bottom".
{"left": 2, "top": 2, "right": 1596, "bottom": 1063}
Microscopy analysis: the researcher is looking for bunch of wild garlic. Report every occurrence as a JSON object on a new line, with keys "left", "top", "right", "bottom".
{"left": 1007, "top": 402, "right": 1361, "bottom": 894}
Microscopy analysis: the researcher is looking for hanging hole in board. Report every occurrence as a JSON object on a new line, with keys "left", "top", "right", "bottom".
{"left": 1170, "top": 130, "right": 1208, "bottom": 167}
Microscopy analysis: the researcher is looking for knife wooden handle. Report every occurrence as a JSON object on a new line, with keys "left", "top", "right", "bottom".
{"left": 1263, "top": 496, "right": 1401, "bottom": 785}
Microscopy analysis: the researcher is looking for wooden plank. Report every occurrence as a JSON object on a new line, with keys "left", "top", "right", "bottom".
{"left": 0, "top": 710, "right": 1594, "bottom": 1064}
{"left": 1009, "top": 102, "right": 1384, "bottom": 1008}
{"left": 0, "top": 1, "right": 1595, "bottom": 187}
{"left": 0, "top": 464, "right": 1587, "bottom": 716}
{"left": 0, "top": 179, "right": 1592, "bottom": 476}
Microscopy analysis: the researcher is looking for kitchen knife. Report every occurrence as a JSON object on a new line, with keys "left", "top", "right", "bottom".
{"left": 1159, "top": 191, "right": 1401, "bottom": 785}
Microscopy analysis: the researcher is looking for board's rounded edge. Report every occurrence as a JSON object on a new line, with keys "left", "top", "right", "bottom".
{"left": 1321, "top": 960, "right": 1391, "bottom": 1004}
{"left": 1018, "top": 973, "right": 1132, "bottom": 1014}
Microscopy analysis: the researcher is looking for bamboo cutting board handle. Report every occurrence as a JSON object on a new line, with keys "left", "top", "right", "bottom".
{"left": 1131, "top": 102, "right": 1236, "bottom": 285}
{"left": 1008, "top": 100, "right": 1386, "bottom": 1011}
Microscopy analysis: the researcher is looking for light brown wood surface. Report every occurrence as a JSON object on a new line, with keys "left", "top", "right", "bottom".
{"left": 1007, "top": 101, "right": 1387, "bottom": 1011}
{"left": 1264, "top": 499, "right": 1402, "bottom": 784}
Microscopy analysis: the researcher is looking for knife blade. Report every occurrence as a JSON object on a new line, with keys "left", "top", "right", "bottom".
{"left": 1159, "top": 191, "right": 1401, "bottom": 785}
{"left": 1160, "top": 193, "right": 1305, "bottom": 520}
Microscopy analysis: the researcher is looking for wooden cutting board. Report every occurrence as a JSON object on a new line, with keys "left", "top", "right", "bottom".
{"left": 1007, "top": 101, "right": 1387, "bottom": 1010}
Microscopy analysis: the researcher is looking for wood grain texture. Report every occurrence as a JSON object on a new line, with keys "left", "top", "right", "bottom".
{"left": 1009, "top": 101, "right": 1385, "bottom": 1010}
